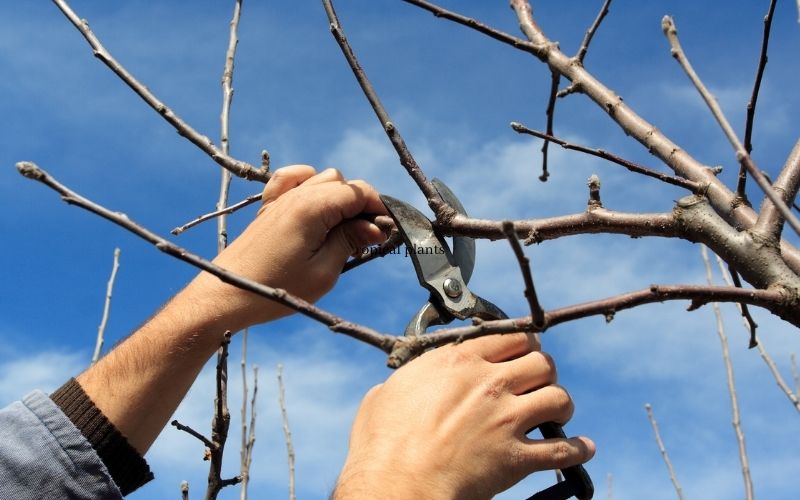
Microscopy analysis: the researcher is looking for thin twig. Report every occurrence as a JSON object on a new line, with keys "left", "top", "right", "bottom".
{"left": 539, "top": 70, "right": 560, "bottom": 182}
{"left": 575, "top": 0, "right": 612, "bottom": 64}
{"left": 701, "top": 245, "right": 753, "bottom": 500}
{"left": 760, "top": 139, "right": 800, "bottom": 234}
{"left": 217, "top": 0, "right": 244, "bottom": 253}
{"left": 240, "top": 328, "right": 249, "bottom": 500}
{"left": 206, "top": 331, "right": 241, "bottom": 500}
{"left": 737, "top": 0, "right": 779, "bottom": 199}
{"left": 400, "top": 0, "right": 543, "bottom": 56}
{"left": 92, "top": 247, "right": 120, "bottom": 365}
{"left": 607, "top": 473, "right": 613, "bottom": 500}
{"left": 511, "top": 122, "right": 705, "bottom": 193}
{"left": 644, "top": 403, "right": 685, "bottom": 500}
{"left": 502, "top": 221, "right": 545, "bottom": 327}
{"left": 726, "top": 264, "right": 759, "bottom": 348}
{"left": 51, "top": 0, "right": 268, "bottom": 183}
{"left": 172, "top": 193, "right": 263, "bottom": 236}
{"left": 716, "top": 255, "right": 800, "bottom": 412}
{"left": 171, "top": 420, "right": 215, "bottom": 451}
{"left": 17, "top": 162, "right": 396, "bottom": 353}
{"left": 181, "top": 481, "right": 189, "bottom": 500}
{"left": 277, "top": 364, "right": 295, "bottom": 500}
{"left": 662, "top": 16, "right": 800, "bottom": 238}
{"left": 791, "top": 353, "right": 799, "bottom": 396}
{"left": 321, "top": 0, "right": 449, "bottom": 218}
{"left": 239, "top": 330, "right": 258, "bottom": 500}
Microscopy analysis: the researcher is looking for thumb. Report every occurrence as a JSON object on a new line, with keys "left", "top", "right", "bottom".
{"left": 317, "top": 219, "right": 386, "bottom": 269}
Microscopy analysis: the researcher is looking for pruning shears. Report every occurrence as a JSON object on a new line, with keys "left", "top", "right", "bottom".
{"left": 380, "top": 179, "right": 594, "bottom": 500}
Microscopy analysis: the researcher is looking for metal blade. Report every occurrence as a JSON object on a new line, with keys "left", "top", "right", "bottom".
{"left": 380, "top": 194, "right": 479, "bottom": 319}
{"left": 432, "top": 178, "right": 475, "bottom": 284}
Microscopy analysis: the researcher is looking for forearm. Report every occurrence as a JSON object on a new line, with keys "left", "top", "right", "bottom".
{"left": 76, "top": 273, "right": 237, "bottom": 455}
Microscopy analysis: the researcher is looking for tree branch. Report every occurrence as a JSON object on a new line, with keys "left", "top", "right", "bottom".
{"left": 400, "top": 0, "right": 543, "bottom": 56}
{"left": 216, "top": 0, "right": 244, "bottom": 253}
{"left": 16, "top": 161, "right": 395, "bottom": 353}
{"left": 502, "top": 221, "right": 545, "bottom": 327}
{"left": 239, "top": 330, "right": 257, "bottom": 500}
{"left": 511, "top": 122, "right": 705, "bottom": 193}
{"left": 388, "top": 283, "right": 788, "bottom": 367}
{"left": 173, "top": 193, "right": 263, "bottom": 236}
{"left": 277, "top": 364, "right": 295, "bottom": 500}
{"left": 575, "top": 0, "right": 612, "bottom": 64}
{"left": 757, "top": 139, "right": 800, "bottom": 237}
{"left": 171, "top": 420, "right": 215, "bottom": 451}
{"left": 321, "top": 0, "right": 450, "bottom": 218}
{"left": 181, "top": 481, "right": 189, "bottom": 500}
{"left": 206, "top": 331, "right": 240, "bottom": 500}
{"left": 715, "top": 256, "right": 800, "bottom": 413}
{"left": 92, "top": 247, "right": 120, "bottom": 365}
{"left": 644, "top": 403, "right": 685, "bottom": 500}
{"left": 51, "top": 0, "right": 269, "bottom": 183}
{"left": 539, "top": 70, "right": 560, "bottom": 182}
{"left": 700, "top": 245, "right": 753, "bottom": 499}
{"left": 661, "top": 15, "right": 800, "bottom": 238}
{"left": 792, "top": 353, "right": 800, "bottom": 396}
{"left": 737, "top": 0, "right": 779, "bottom": 199}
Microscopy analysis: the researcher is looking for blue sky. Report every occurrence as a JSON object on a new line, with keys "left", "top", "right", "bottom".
{"left": 2, "top": 1, "right": 800, "bottom": 499}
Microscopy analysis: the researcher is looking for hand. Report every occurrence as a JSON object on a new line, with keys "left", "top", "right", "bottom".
{"left": 335, "top": 333, "right": 595, "bottom": 500}
{"left": 190, "top": 165, "right": 387, "bottom": 329}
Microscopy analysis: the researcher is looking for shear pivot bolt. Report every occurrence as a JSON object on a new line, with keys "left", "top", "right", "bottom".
{"left": 443, "top": 278, "right": 462, "bottom": 298}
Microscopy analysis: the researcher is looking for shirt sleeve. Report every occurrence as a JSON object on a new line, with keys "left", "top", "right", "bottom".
{"left": 0, "top": 390, "right": 124, "bottom": 500}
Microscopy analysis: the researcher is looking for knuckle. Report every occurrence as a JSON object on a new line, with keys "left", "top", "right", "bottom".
{"left": 537, "top": 351, "right": 558, "bottom": 381}
{"left": 551, "top": 440, "right": 576, "bottom": 465}
{"left": 550, "top": 385, "right": 575, "bottom": 422}
{"left": 482, "top": 374, "right": 511, "bottom": 399}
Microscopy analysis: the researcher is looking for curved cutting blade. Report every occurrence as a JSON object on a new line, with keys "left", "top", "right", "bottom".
{"left": 432, "top": 178, "right": 475, "bottom": 284}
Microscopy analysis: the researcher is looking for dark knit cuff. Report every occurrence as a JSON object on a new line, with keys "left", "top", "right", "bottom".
{"left": 50, "top": 378, "right": 154, "bottom": 496}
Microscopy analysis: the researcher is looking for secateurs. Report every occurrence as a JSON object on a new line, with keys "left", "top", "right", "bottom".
{"left": 380, "top": 179, "right": 594, "bottom": 500}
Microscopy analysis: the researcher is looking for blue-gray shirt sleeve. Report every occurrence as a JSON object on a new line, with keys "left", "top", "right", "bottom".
{"left": 0, "top": 391, "right": 123, "bottom": 500}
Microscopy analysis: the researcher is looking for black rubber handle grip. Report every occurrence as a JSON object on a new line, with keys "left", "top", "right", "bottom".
{"left": 524, "top": 422, "right": 594, "bottom": 500}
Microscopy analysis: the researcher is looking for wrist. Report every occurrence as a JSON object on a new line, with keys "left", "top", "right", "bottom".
{"left": 335, "top": 457, "right": 459, "bottom": 500}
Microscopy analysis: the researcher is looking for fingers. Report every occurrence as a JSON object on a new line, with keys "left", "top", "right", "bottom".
{"left": 500, "top": 351, "right": 557, "bottom": 395}
{"left": 260, "top": 164, "right": 317, "bottom": 207}
{"left": 461, "top": 332, "right": 539, "bottom": 363}
{"left": 316, "top": 218, "right": 386, "bottom": 270}
{"left": 302, "top": 167, "right": 345, "bottom": 186}
{"left": 514, "top": 436, "right": 595, "bottom": 472}
{"left": 515, "top": 384, "right": 575, "bottom": 429}
{"left": 298, "top": 180, "right": 387, "bottom": 233}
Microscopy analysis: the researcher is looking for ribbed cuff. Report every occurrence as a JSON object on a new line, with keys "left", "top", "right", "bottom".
{"left": 50, "top": 378, "right": 154, "bottom": 496}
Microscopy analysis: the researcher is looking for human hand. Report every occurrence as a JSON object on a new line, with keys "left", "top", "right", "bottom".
{"left": 190, "top": 165, "right": 387, "bottom": 329}
{"left": 334, "top": 333, "right": 595, "bottom": 500}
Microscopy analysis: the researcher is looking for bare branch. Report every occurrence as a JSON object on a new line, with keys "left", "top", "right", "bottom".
{"left": 792, "top": 353, "right": 799, "bottom": 396}
{"left": 400, "top": 0, "right": 542, "bottom": 56}
{"left": 759, "top": 139, "right": 800, "bottom": 236}
{"left": 321, "top": 0, "right": 450, "bottom": 218}
{"left": 16, "top": 162, "right": 396, "bottom": 353}
{"left": 217, "top": 0, "right": 244, "bottom": 253}
{"left": 575, "top": 0, "right": 612, "bottom": 64}
{"left": 606, "top": 473, "right": 613, "bottom": 500}
{"left": 171, "top": 420, "right": 215, "bottom": 451}
{"left": 644, "top": 403, "right": 685, "bottom": 500}
{"left": 239, "top": 331, "right": 257, "bottom": 500}
{"left": 661, "top": 15, "right": 800, "bottom": 238}
{"left": 716, "top": 255, "right": 800, "bottom": 413}
{"left": 172, "top": 193, "right": 263, "bottom": 236}
{"left": 737, "top": 0, "right": 779, "bottom": 199}
{"left": 700, "top": 246, "right": 753, "bottom": 499}
{"left": 388, "top": 283, "right": 787, "bottom": 367}
{"left": 92, "top": 247, "right": 120, "bottom": 365}
{"left": 511, "top": 122, "right": 706, "bottom": 193}
{"left": 725, "top": 264, "right": 759, "bottom": 348}
{"left": 206, "top": 331, "right": 241, "bottom": 500}
{"left": 502, "top": 221, "right": 545, "bottom": 327}
{"left": 51, "top": 0, "right": 268, "bottom": 183}
{"left": 277, "top": 364, "right": 295, "bottom": 500}
{"left": 181, "top": 481, "right": 189, "bottom": 500}
{"left": 539, "top": 70, "right": 560, "bottom": 182}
